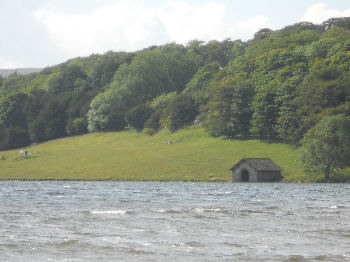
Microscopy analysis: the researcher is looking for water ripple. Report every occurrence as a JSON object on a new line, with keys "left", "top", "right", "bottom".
{"left": 1, "top": 181, "right": 350, "bottom": 261}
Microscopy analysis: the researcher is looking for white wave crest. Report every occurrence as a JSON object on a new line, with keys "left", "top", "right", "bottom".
{"left": 91, "top": 210, "right": 127, "bottom": 215}
{"left": 154, "top": 209, "right": 166, "bottom": 213}
{"left": 194, "top": 207, "right": 223, "bottom": 213}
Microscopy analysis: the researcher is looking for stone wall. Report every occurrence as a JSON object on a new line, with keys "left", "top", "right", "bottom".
{"left": 232, "top": 162, "right": 258, "bottom": 182}
{"left": 256, "top": 170, "right": 282, "bottom": 182}
{"left": 232, "top": 162, "right": 282, "bottom": 182}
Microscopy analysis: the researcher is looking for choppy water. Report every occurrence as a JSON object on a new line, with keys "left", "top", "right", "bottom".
{"left": 1, "top": 181, "right": 350, "bottom": 261}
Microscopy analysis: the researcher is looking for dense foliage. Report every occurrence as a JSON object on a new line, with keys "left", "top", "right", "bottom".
{"left": 1, "top": 17, "right": 350, "bottom": 158}
{"left": 298, "top": 114, "right": 350, "bottom": 180}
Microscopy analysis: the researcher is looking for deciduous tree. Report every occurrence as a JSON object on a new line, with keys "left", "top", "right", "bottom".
{"left": 298, "top": 114, "right": 350, "bottom": 180}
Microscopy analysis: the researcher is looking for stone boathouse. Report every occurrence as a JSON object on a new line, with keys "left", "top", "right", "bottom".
{"left": 230, "top": 158, "right": 282, "bottom": 182}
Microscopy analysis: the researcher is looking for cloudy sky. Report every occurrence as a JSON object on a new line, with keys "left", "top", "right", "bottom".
{"left": 1, "top": 0, "right": 350, "bottom": 69}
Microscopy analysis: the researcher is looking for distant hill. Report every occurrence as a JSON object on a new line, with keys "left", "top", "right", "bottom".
{"left": 0, "top": 68, "right": 42, "bottom": 77}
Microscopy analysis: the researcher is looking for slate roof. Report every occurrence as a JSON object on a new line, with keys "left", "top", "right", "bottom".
{"left": 230, "top": 158, "right": 283, "bottom": 171}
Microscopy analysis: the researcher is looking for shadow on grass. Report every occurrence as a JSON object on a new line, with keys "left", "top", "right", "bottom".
{"left": 225, "top": 135, "right": 290, "bottom": 145}
{"left": 14, "top": 154, "right": 40, "bottom": 161}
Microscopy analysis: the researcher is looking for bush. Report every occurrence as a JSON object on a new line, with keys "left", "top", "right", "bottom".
{"left": 125, "top": 104, "right": 153, "bottom": 130}
{"left": 66, "top": 117, "right": 88, "bottom": 135}
{"left": 141, "top": 128, "right": 155, "bottom": 136}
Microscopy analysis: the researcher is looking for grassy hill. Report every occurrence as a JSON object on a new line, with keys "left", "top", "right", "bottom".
{"left": 0, "top": 126, "right": 313, "bottom": 182}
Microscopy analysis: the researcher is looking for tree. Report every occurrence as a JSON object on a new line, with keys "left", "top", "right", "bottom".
{"left": 28, "top": 98, "right": 68, "bottom": 142}
{"left": 66, "top": 117, "right": 87, "bottom": 135}
{"left": 144, "top": 110, "right": 163, "bottom": 131}
{"left": 110, "top": 44, "right": 197, "bottom": 102}
{"left": 0, "top": 93, "right": 31, "bottom": 149}
{"left": 0, "top": 74, "right": 27, "bottom": 96}
{"left": 183, "top": 62, "right": 220, "bottom": 106}
{"left": 253, "top": 28, "right": 273, "bottom": 40}
{"left": 125, "top": 104, "right": 152, "bottom": 130}
{"left": 206, "top": 76, "right": 254, "bottom": 138}
{"left": 87, "top": 88, "right": 136, "bottom": 132}
{"left": 322, "top": 17, "right": 350, "bottom": 30}
{"left": 250, "top": 85, "right": 279, "bottom": 139}
{"left": 87, "top": 89, "right": 122, "bottom": 132}
{"left": 298, "top": 114, "right": 350, "bottom": 181}
{"left": 306, "top": 38, "right": 337, "bottom": 59}
{"left": 168, "top": 95, "right": 198, "bottom": 131}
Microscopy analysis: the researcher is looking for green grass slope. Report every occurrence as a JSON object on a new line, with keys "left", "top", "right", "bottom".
{"left": 0, "top": 127, "right": 307, "bottom": 181}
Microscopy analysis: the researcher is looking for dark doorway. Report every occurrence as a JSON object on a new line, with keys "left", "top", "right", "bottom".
{"left": 241, "top": 170, "right": 249, "bottom": 182}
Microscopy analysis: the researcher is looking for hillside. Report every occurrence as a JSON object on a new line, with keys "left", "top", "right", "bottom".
{"left": 0, "top": 126, "right": 310, "bottom": 182}
{"left": 1, "top": 18, "right": 350, "bottom": 152}
{"left": 0, "top": 68, "right": 42, "bottom": 77}
{"left": 1, "top": 17, "right": 350, "bottom": 181}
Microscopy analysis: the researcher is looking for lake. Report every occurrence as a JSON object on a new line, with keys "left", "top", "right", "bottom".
{"left": 1, "top": 181, "right": 350, "bottom": 261}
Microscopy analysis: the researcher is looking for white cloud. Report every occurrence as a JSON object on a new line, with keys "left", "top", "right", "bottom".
{"left": 235, "top": 15, "right": 271, "bottom": 37}
{"left": 160, "top": 2, "right": 228, "bottom": 43}
{"left": 301, "top": 3, "right": 350, "bottom": 24}
{"left": 35, "top": 1, "right": 271, "bottom": 57}
{"left": 35, "top": 2, "right": 168, "bottom": 56}
{"left": 0, "top": 57, "right": 24, "bottom": 69}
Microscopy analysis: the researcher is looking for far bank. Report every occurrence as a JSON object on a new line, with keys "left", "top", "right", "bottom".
{"left": 0, "top": 127, "right": 347, "bottom": 182}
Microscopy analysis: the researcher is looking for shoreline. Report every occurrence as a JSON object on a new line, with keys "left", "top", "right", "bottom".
{"left": 0, "top": 179, "right": 348, "bottom": 183}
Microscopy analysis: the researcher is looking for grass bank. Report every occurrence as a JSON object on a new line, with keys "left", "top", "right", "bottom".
{"left": 0, "top": 127, "right": 309, "bottom": 181}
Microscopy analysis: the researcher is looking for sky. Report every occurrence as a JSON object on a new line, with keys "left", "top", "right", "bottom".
{"left": 1, "top": 0, "right": 350, "bottom": 69}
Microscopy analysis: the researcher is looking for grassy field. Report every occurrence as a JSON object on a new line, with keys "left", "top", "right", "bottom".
{"left": 0, "top": 126, "right": 314, "bottom": 181}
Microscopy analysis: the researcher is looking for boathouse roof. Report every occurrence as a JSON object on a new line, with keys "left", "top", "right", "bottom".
{"left": 230, "top": 158, "right": 283, "bottom": 171}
